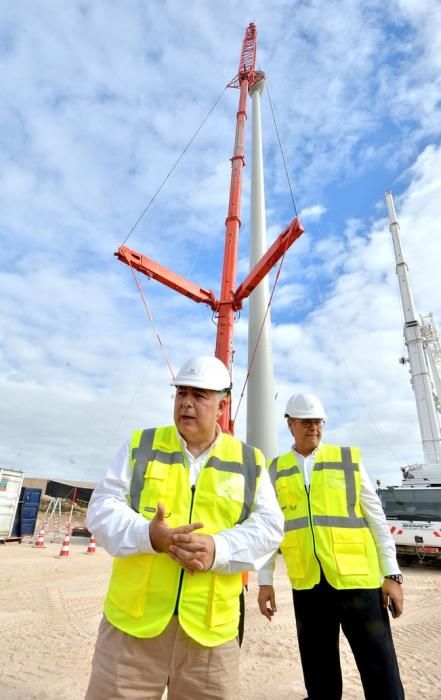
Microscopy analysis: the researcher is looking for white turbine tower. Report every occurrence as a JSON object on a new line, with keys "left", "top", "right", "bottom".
{"left": 246, "top": 74, "right": 278, "bottom": 460}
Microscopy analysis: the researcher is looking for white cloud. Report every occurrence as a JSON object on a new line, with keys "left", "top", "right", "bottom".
{"left": 299, "top": 204, "right": 326, "bottom": 222}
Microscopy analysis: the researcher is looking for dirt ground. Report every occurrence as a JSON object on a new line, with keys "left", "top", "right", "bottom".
{"left": 1, "top": 538, "right": 440, "bottom": 699}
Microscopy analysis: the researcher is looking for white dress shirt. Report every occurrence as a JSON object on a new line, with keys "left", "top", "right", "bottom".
{"left": 258, "top": 445, "right": 401, "bottom": 585}
{"left": 87, "top": 427, "right": 284, "bottom": 575}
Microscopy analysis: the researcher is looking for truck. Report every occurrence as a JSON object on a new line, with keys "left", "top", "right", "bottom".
{"left": 376, "top": 193, "right": 441, "bottom": 562}
{"left": 378, "top": 464, "right": 441, "bottom": 562}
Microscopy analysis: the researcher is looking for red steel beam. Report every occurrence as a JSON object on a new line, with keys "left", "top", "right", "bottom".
{"left": 234, "top": 217, "right": 304, "bottom": 307}
{"left": 216, "top": 24, "right": 257, "bottom": 430}
{"left": 215, "top": 76, "right": 250, "bottom": 431}
{"left": 115, "top": 246, "right": 217, "bottom": 309}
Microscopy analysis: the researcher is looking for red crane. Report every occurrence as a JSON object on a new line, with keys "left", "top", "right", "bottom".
{"left": 115, "top": 23, "right": 304, "bottom": 432}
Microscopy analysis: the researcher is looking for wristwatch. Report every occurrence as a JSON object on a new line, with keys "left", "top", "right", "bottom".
{"left": 384, "top": 574, "right": 403, "bottom": 584}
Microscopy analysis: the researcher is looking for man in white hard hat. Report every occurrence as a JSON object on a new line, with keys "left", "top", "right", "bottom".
{"left": 257, "top": 392, "right": 405, "bottom": 700}
{"left": 85, "top": 355, "right": 283, "bottom": 700}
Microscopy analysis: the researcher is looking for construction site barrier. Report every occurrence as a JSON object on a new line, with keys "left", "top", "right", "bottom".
{"left": 57, "top": 525, "right": 71, "bottom": 558}
{"left": 33, "top": 524, "right": 46, "bottom": 548}
{"left": 85, "top": 535, "right": 96, "bottom": 555}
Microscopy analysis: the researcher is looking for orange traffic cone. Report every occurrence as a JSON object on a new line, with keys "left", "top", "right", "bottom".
{"left": 85, "top": 535, "right": 96, "bottom": 555}
{"left": 57, "top": 526, "right": 71, "bottom": 558}
{"left": 33, "top": 524, "right": 46, "bottom": 548}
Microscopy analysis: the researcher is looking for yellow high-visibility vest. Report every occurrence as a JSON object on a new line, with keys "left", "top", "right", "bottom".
{"left": 269, "top": 444, "right": 381, "bottom": 590}
{"left": 104, "top": 425, "right": 263, "bottom": 646}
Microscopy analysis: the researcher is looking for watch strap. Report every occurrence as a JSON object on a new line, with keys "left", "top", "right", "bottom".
{"left": 384, "top": 574, "right": 403, "bottom": 584}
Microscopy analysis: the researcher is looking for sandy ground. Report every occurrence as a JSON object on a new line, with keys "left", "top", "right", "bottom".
{"left": 1, "top": 538, "right": 441, "bottom": 699}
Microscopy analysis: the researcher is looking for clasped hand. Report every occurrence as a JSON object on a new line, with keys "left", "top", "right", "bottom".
{"left": 149, "top": 503, "right": 215, "bottom": 574}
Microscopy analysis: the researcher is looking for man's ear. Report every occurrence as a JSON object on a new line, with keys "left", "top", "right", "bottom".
{"left": 217, "top": 396, "right": 228, "bottom": 417}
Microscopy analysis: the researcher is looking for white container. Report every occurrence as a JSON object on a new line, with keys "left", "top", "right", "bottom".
{"left": 0, "top": 468, "right": 24, "bottom": 539}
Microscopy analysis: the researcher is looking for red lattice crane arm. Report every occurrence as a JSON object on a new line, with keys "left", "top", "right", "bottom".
{"left": 228, "top": 22, "right": 257, "bottom": 89}
{"left": 239, "top": 22, "right": 257, "bottom": 78}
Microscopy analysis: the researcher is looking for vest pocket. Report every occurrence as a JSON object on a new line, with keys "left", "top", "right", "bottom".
{"left": 332, "top": 530, "right": 369, "bottom": 575}
{"left": 108, "top": 554, "right": 153, "bottom": 618}
{"left": 142, "top": 461, "right": 169, "bottom": 507}
{"left": 281, "top": 540, "right": 306, "bottom": 579}
{"left": 276, "top": 484, "right": 298, "bottom": 511}
{"left": 207, "top": 574, "right": 241, "bottom": 628}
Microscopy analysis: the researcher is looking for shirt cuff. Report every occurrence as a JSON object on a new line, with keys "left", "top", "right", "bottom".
{"left": 257, "top": 569, "right": 274, "bottom": 586}
{"left": 211, "top": 533, "right": 230, "bottom": 571}
{"left": 379, "top": 556, "right": 402, "bottom": 577}
{"left": 136, "top": 518, "right": 155, "bottom": 553}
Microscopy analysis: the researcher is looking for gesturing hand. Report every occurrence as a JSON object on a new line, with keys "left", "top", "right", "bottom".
{"left": 169, "top": 532, "right": 215, "bottom": 574}
{"left": 149, "top": 503, "right": 204, "bottom": 554}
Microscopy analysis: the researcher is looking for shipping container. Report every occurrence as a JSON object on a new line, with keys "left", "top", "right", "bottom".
{"left": 0, "top": 468, "right": 24, "bottom": 540}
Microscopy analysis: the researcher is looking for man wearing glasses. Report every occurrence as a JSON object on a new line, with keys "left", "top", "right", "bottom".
{"left": 257, "top": 393, "right": 405, "bottom": 700}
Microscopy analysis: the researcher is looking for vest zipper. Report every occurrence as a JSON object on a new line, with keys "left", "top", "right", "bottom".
{"left": 173, "top": 484, "right": 196, "bottom": 614}
{"left": 305, "top": 484, "right": 322, "bottom": 570}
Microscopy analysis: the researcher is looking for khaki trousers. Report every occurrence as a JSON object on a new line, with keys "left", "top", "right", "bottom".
{"left": 85, "top": 616, "right": 240, "bottom": 700}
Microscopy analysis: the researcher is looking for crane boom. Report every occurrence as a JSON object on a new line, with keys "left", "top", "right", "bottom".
{"left": 376, "top": 195, "right": 441, "bottom": 562}
{"left": 238, "top": 22, "right": 257, "bottom": 77}
{"left": 385, "top": 191, "right": 441, "bottom": 465}
{"left": 420, "top": 313, "right": 441, "bottom": 411}
{"left": 228, "top": 22, "right": 257, "bottom": 89}
{"left": 115, "top": 24, "right": 304, "bottom": 434}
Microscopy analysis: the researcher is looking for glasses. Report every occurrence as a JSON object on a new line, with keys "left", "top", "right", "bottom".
{"left": 294, "top": 419, "right": 324, "bottom": 428}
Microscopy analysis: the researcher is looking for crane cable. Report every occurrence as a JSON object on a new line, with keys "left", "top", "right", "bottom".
{"left": 266, "top": 82, "right": 299, "bottom": 218}
{"left": 233, "top": 240, "right": 290, "bottom": 423}
{"left": 233, "top": 80, "right": 300, "bottom": 422}
{"left": 126, "top": 260, "right": 175, "bottom": 380}
{"left": 120, "top": 87, "right": 228, "bottom": 378}
{"left": 120, "top": 87, "right": 227, "bottom": 248}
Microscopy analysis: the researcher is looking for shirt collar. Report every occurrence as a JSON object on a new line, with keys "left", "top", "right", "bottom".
{"left": 178, "top": 423, "right": 221, "bottom": 458}
{"left": 292, "top": 444, "right": 321, "bottom": 461}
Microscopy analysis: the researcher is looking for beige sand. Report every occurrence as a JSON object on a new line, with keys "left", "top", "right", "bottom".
{"left": 1, "top": 539, "right": 440, "bottom": 699}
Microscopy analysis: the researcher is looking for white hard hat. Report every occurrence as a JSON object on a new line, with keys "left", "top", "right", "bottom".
{"left": 171, "top": 356, "right": 232, "bottom": 392}
{"left": 284, "top": 392, "right": 326, "bottom": 420}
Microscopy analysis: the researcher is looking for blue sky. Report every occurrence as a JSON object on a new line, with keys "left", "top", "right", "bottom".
{"left": 1, "top": 0, "right": 441, "bottom": 485}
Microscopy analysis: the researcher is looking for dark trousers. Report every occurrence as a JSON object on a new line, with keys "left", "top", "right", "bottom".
{"left": 292, "top": 577, "right": 405, "bottom": 700}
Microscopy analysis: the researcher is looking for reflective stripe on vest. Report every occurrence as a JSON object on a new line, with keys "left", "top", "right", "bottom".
{"left": 314, "top": 446, "right": 359, "bottom": 519}
{"left": 104, "top": 426, "right": 263, "bottom": 646}
{"left": 273, "top": 445, "right": 381, "bottom": 590}
{"left": 130, "top": 429, "right": 259, "bottom": 523}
